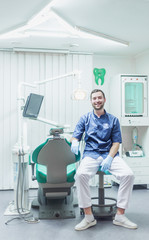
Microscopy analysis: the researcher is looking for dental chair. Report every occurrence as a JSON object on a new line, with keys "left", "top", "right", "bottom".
{"left": 30, "top": 128, "right": 80, "bottom": 219}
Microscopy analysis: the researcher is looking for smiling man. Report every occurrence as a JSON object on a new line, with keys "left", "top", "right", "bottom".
{"left": 71, "top": 89, "right": 138, "bottom": 231}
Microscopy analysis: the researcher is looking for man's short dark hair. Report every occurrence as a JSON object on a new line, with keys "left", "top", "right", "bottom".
{"left": 90, "top": 89, "right": 105, "bottom": 100}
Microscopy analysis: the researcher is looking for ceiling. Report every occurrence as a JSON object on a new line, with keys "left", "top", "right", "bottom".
{"left": 0, "top": 0, "right": 149, "bottom": 56}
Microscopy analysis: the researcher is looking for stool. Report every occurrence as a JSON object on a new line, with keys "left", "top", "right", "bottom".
{"left": 91, "top": 170, "right": 117, "bottom": 218}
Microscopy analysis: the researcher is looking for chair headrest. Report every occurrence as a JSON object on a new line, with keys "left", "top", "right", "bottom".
{"left": 49, "top": 128, "right": 64, "bottom": 137}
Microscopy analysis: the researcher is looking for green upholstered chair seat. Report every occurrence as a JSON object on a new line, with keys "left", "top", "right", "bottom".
{"left": 36, "top": 163, "right": 76, "bottom": 183}
{"left": 32, "top": 137, "right": 80, "bottom": 185}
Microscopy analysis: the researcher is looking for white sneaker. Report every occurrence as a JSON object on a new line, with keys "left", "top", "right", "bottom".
{"left": 75, "top": 218, "right": 97, "bottom": 231}
{"left": 113, "top": 215, "right": 138, "bottom": 229}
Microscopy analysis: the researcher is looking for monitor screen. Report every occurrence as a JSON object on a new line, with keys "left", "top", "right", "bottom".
{"left": 23, "top": 93, "right": 44, "bottom": 118}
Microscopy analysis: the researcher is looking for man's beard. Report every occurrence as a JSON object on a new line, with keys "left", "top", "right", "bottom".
{"left": 92, "top": 103, "right": 104, "bottom": 111}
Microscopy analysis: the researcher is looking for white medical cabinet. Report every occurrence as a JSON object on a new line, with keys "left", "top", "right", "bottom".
{"left": 110, "top": 74, "right": 149, "bottom": 185}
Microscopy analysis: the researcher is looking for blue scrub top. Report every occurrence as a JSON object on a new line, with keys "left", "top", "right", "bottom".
{"left": 72, "top": 110, "right": 122, "bottom": 159}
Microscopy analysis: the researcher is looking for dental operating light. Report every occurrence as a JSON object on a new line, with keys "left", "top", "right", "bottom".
{"left": 72, "top": 71, "right": 88, "bottom": 100}
{"left": 73, "top": 89, "right": 87, "bottom": 100}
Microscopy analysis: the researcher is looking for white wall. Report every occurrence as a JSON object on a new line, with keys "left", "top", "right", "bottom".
{"left": 135, "top": 50, "right": 149, "bottom": 75}
{"left": 0, "top": 51, "right": 93, "bottom": 189}
{"left": 93, "top": 55, "right": 136, "bottom": 112}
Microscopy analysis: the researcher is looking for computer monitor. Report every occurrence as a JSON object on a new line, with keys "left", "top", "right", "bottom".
{"left": 23, "top": 93, "right": 44, "bottom": 118}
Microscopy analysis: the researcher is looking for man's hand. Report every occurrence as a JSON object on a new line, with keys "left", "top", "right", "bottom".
{"left": 71, "top": 140, "right": 79, "bottom": 155}
{"left": 100, "top": 155, "right": 113, "bottom": 172}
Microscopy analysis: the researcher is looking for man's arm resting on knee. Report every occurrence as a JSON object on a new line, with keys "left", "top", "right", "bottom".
{"left": 101, "top": 142, "right": 120, "bottom": 171}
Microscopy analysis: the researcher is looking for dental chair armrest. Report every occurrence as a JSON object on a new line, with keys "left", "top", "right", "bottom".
{"left": 31, "top": 163, "right": 36, "bottom": 181}
{"left": 64, "top": 138, "right": 81, "bottom": 162}
{"left": 29, "top": 153, "right": 36, "bottom": 181}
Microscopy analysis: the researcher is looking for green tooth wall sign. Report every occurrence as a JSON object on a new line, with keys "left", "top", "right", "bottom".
{"left": 93, "top": 68, "right": 106, "bottom": 85}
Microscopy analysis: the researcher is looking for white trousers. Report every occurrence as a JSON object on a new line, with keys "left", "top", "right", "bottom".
{"left": 74, "top": 156, "right": 134, "bottom": 209}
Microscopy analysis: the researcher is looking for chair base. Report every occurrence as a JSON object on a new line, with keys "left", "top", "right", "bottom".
{"left": 92, "top": 197, "right": 117, "bottom": 218}
{"left": 31, "top": 197, "right": 76, "bottom": 219}
{"left": 39, "top": 201, "right": 75, "bottom": 219}
{"left": 80, "top": 197, "right": 117, "bottom": 218}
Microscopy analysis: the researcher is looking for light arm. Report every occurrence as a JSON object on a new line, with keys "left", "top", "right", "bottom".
{"left": 36, "top": 116, "right": 70, "bottom": 129}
